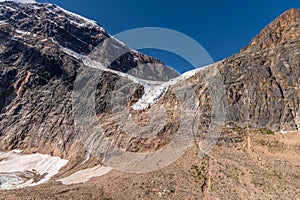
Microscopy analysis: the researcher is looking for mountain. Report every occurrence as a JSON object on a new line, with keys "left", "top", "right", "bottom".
{"left": 225, "top": 8, "right": 300, "bottom": 131}
{"left": 0, "top": 2, "right": 178, "bottom": 158}
{"left": 0, "top": 2, "right": 299, "bottom": 199}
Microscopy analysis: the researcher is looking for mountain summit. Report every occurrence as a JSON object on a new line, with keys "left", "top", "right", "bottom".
{"left": 249, "top": 8, "right": 300, "bottom": 49}
{"left": 0, "top": 2, "right": 178, "bottom": 79}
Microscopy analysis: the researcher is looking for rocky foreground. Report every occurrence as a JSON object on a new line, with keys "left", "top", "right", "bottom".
{"left": 0, "top": 129, "right": 299, "bottom": 199}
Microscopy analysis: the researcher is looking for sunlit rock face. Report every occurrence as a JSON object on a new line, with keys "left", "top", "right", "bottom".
{"left": 248, "top": 8, "right": 300, "bottom": 49}
{"left": 223, "top": 9, "right": 300, "bottom": 131}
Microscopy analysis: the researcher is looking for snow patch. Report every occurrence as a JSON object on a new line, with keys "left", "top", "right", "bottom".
{"left": 15, "top": 29, "right": 31, "bottom": 35}
{"left": 60, "top": 45, "right": 84, "bottom": 60}
{"left": 1, "top": 5, "right": 16, "bottom": 12}
{"left": 0, "top": 20, "right": 7, "bottom": 25}
{"left": 131, "top": 84, "right": 169, "bottom": 110}
{"left": 0, "top": 0, "right": 36, "bottom": 4}
{"left": 14, "top": 29, "right": 38, "bottom": 39}
{"left": 82, "top": 57, "right": 163, "bottom": 86}
{"left": 58, "top": 166, "right": 112, "bottom": 185}
{"left": 132, "top": 64, "right": 214, "bottom": 110}
{"left": 54, "top": 5, "right": 99, "bottom": 28}
{"left": 0, "top": 151, "right": 68, "bottom": 190}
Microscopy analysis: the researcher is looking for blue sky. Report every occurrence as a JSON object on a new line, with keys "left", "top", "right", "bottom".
{"left": 38, "top": 0, "right": 300, "bottom": 73}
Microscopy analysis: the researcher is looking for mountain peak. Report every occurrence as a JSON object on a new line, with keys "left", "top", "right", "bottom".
{"left": 0, "top": 1, "right": 99, "bottom": 27}
{"left": 248, "top": 8, "right": 300, "bottom": 49}
{"left": 0, "top": 2, "right": 178, "bottom": 80}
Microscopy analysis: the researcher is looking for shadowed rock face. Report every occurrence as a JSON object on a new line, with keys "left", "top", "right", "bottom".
{"left": 0, "top": 2, "right": 179, "bottom": 80}
{"left": 0, "top": 2, "right": 299, "bottom": 165}
{"left": 0, "top": 2, "right": 178, "bottom": 159}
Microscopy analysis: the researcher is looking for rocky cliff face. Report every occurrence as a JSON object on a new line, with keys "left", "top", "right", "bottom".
{"left": 0, "top": 2, "right": 178, "bottom": 160}
{"left": 223, "top": 8, "right": 300, "bottom": 131}
{"left": 90, "top": 8, "right": 300, "bottom": 159}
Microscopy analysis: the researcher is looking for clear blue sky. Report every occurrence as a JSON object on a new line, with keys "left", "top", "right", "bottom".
{"left": 38, "top": 0, "right": 300, "bottom": 73}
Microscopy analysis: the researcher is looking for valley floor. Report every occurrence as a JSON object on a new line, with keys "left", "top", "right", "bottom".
{"left": 0, "top": 130, "right": 299, "bottom": 200}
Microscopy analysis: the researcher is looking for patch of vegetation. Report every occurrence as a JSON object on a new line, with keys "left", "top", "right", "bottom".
{"left": 229, "top": 56, "right": 243, "bottom": 63}
{"left": 169, "top": 188, "right": 176, "bottom": 193}
{"left": 258, "top": 128, "right": 274, "bottom": 135}
{"left": 189, "top": 156, "right": 209, "bottom": 183}
{"left": 230, "top": 126, "right": 274, "bottom": 135}
{"left": 144, "top": 189, "right": 151, "bottom": 195}
{"left": 97, "top": 187, "right": 113, "bottom": 200}
{"left": 231, "top": 126, "right": 248, "bottom": 134}
{"left": 189, "top": 164, "right": 205, "bottom": 181}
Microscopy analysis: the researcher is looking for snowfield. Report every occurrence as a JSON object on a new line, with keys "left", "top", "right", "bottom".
{"left": 58, "top": 166, "right": 112, "bottom": 185}
{"left": 0, "top": 150, "right": 68, "bottom": 190}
